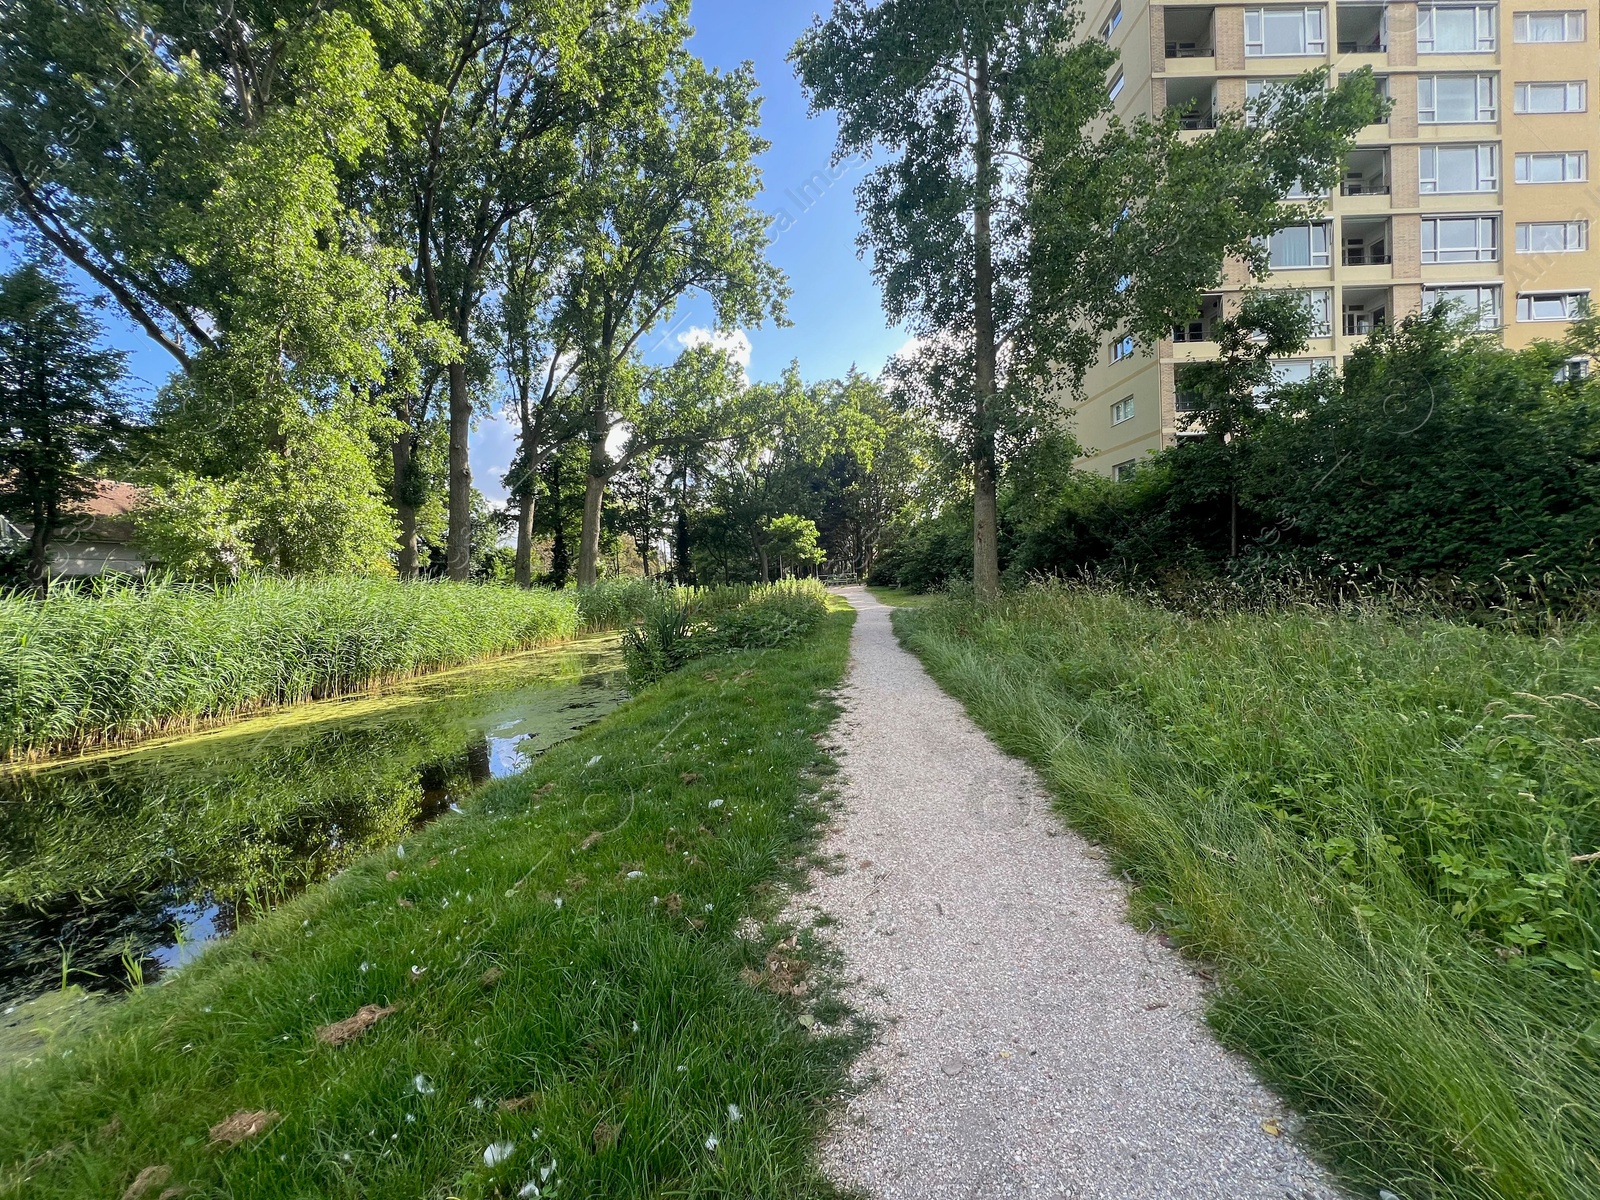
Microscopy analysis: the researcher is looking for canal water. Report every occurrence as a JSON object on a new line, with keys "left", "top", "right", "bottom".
{"left": 0, "top": 636, "right": 627, "bottom": 1009}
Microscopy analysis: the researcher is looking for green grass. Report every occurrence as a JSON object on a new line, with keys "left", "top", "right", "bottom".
{"left": 863, "top": 586, "right": 935, "bottom": 608}
{"left": 0, "top": 576, "right": 631, "bottom": 761}
{"left": 896, "top": 584, "right": 1600, "bottom": 1200}
{"left": 0, "top": 602, "right": 858, "bottom": 1198}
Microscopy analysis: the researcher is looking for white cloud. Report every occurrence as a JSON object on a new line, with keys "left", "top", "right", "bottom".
{"left": 676, "top": 326, "right": 753, "bottom": 378}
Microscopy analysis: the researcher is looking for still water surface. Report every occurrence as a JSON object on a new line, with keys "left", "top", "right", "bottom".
{"left": 0, "top": 636, "right": 626, "bottom": 1007}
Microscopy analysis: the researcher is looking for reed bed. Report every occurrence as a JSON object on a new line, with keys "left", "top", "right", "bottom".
{"left": 898, "top": 583, "right": 1600, "bottom": 1200}
{"left": 0, "top": 577, "right": 586, "bottom": 760}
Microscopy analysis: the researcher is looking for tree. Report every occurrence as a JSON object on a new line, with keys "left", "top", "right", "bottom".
{"left": 561, "top": 52, "right": 787, "bottom": 586}
{"left": 383, "top": 1, "right": 681, "bottom": 580}
{"left": 0, "top": 264, "right": 129, "bottom": 594}
{"left": 794, "top": 0, "right": 1384, "bottom": 597}
{"left": 1176, "top": 290, "right": 1316, "bottom": 556}
{"left": 764, "top": 513, "right": 825, "bottom": 577}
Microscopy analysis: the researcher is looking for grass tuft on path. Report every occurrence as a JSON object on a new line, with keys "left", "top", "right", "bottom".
{"left": 0, "top": 604, "right": 857, "bottom": 1199}
{"left": 896, "top": 584, "right": 1599, "bottom": 1200}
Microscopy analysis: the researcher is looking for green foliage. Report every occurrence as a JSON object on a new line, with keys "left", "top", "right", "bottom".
{"left": 0, "top": 606, "right": 856, "bottom": 1198}
{"left": 869, "top": 505, "right": 974, "bottom": 593}
{"left": 0, "top": 264, "right": 130, "bottom": 591}
{"left": 881, "top": 315, "right": 1600, "bottom": 610}
{"left": 621, "top": 581, "right": 830, "bottom": 686}
{"left": 0, "top": 577, "right": 587, "bottom": 759}
{"left": 764, "top": 514, "right": 825, "bottom": 571}
{"left": 900, "top": 585, "right": 1600, "bottom": 1198}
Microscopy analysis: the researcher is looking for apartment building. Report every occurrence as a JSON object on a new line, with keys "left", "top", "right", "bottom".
{"left": 1071, "top": 0, "right": 1600, "bottom": 477}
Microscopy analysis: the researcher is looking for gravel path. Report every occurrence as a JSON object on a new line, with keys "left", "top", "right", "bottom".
{"left": 809, "top": 587, "right": 1341, "bottom": 1200}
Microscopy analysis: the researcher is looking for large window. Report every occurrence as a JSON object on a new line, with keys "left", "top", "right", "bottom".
{"left": 1422, "top": 216, "right": 1499, "bottom": 262}
{"left": 1515, "top": 151, "right": 1587, "bottom": 182}
{"left": 1513, "top": 81, "right": 1587, "bottom": 112}
{"left": 1102, "top": 2, "right": 1123, "bottom": 39}
{"left": 1518, "top": 290, "right": 1590, "bottom": 321}
{"left": 1513, "top": 10, "right": 1585, "bottom": 40}
{"left": 1270, "top": 359, "right": 1334, "bottom": 386}
{"left": 1111, "top": 396, "right": 1135, "bottom": 425}
{"left": 1299, "top": 289, "right": 1334, "bottom": 336}
{"left": 1418, "top": 4, "right": 1498, "bottom": 51}
{"left": 1112, "top": 459, "right": 1138, "bottom": 482}
{"left": 1424, "top": 284, "right": 1502, "bottom": 329}
{"left": 1516, "top": 220, "right": 1588, "bottom": 252}
{"left": 1420, "top": 144, "right": 1498, "bottom": 192}
{"left": 1268, "top": 222, "right": 1333, "bottom": 267}
{"left": 1108, "top": 70, "right": 1126, "bottom": 101}
{"left": 1245, "top": 7, "right": 1328, "bottom": 55}
{"left": 1418, "top": 74, "right": 1498, "bottom": 122}
{"left": 1111, "top": 333, "right": 1136, "bottom": 362}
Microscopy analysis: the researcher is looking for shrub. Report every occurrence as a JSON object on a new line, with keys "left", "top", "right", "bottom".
{"left": 622, "top": 581, "right": 829, "bottom": 686}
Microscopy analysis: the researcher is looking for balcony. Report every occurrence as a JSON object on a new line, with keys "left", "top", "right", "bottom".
{"left": 1166, "top": 77, "right": 1218, "bottom": 130}
{"left": 1342, "top": 216, "right": 1392, "bottom": 266}
{"left": 1172, "top": 294, "right": 1223, "bottom": 343}
{"left": 1336, "top": 3, "right": 1388, "bottom": 54}
{"left": 1165, "top": 7, "right": 1216, "bottom": 59}
{"left": 1340, "top": 148, "right": 1392, "bottom": 196}
{"left": 1342, "top": 286, "right": 1392, "bottom": 336}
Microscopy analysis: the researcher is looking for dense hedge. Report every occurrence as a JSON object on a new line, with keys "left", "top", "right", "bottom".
{"left": 873, "top": 312, "right": 1600, "bottom": 608}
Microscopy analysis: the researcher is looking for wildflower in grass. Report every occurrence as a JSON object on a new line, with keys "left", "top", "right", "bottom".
{"left": 727, "top": 1103, "right": 742, "bottom": 1122}
{"left": 413, "top": 1074, "right": 434, "bottom": 1096}
{"left": 705, "top": 1133, "right": 720, "bottom": 1151}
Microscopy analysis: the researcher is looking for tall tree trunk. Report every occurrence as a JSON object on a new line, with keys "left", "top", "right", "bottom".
{"left": 445, "top": 359, "right": 472, "bottom": 581}
{"left": 26, "top": 499, "right": 51, "bottom": 598}
{"left": 674, "top": 466, "right": 692, "bottom": 584}
{"left": 514, "top": 486, "right": 536, "bottom": 588}
{"left": 392, "top": 432, "right": 420, "bottom": 579}
{"left": 757, "top": 542, "right": 770, "bottom": 584}
{"left": 547, "top": 458, "right": 570, "bottom": 588}
{"left": 971, "top": 45, "right": 1002, "bottom": 600}
{"left": 576, "top": 394, "right": 609, "bottom": 587}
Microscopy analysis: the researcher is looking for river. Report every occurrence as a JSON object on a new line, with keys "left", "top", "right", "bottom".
{"left": 0, "top": 635, "right": 627, "bottom": 1012}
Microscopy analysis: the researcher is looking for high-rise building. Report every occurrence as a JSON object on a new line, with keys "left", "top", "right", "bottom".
{"left": 1071, "top": 0, "right": 1599, "bottom": 477}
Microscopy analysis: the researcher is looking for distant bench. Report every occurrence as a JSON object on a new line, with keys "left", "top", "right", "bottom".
{"left": 821, "top": 572, "right": 861, "bottom": 586}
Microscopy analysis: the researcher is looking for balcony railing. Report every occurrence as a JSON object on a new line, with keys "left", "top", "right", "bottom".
{"left": 1340, "top": 180, "right": 1391, "bottom": 196}
{"left": 1343, "top": 314, "right": 1387, "bottom": 336}
{"left": 1337, "top": 39, "right": 1387, "bottom": 53}
{"left": 1343, "top": 249, "right": 1392, "bottom": 266}
{"left": 1176, "top": 111, "right": 1218, "bottom": 130}
{"left": 1166, "top": 42, "right": 1216, "bottom": 57}
{"left": 1172, "top": 322, "right": 1212, "bottom": 343}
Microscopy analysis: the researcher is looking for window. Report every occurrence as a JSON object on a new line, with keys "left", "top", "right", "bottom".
{"left": 1418, "top": 74, "right": 1497, "bottom": 122}
{"left": 1270, "top": 358, "right": 1334, "bottom": 387}
{"left": 1556, "top": 357, "right": 1592, "bottom": 382}
{"left": 1514, "top": 10, "right": 1585, "bottom": 40}
{"left": 1101, "top": 2, "right": 1123, "bottom": 39}
{"left": 1424, "top": 284, "right": 1503, "bottom": 329}
{"left": 1514, "top": 151, "right": 1587, "bottom": 182}
{"left": 1299, "top": 288, "right": 1334, "bottom": 336}
{"left": 1112, "top": 459, "right": 1138, "bottom": 482}
{"left": 1517, "top": 290, "right": 1590, "bottom": 321}
{"left": 1422, "top": 215, "right": 1499, "bottom": 262}
{"left": 1420, "top": 144, "right": 1498, "bottom": 192}
{"left": 1268, "top": 222, "right": 1333, "bottom": 267}
{"left": 1418, "top": 4, "right": 1498, "bottom": 51}
{"left": 1245, "top": 6, "right": 1328, "bottom": 55}
{"left": 1513, "top": 81, "right": 1586, "bottom": 112}
{"left": 1516, "top": 220, "right": 1588, "bottom": 252}
{"left": 1108, "top": 70, "right": 1126, "bottom": 101}
{"left": 1111, "top": 396, "right": 1135, "bottom": 425}
{"left": 1111, "top": 334, "right": 1136, "bottom": 362}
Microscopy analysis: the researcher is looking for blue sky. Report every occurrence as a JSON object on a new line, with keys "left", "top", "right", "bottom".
{"left": 0, "top": 1, "right": 904, "bottom": 503}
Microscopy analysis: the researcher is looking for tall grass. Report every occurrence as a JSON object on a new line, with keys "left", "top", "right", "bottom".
{"left": 0, "top": 577, "right": 585, "bottom": 760}
{"left": 898, "top": 583, "right": 1600, "bottom": 1200}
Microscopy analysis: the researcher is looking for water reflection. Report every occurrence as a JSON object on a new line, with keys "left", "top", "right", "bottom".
{"left": 0, "top": 638, "right": 626, "bottom": 1006}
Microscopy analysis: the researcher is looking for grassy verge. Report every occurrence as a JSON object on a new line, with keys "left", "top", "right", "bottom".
{"left": 863, "top": 586, "right": 935, "bottom": 608}
{"left": 0, "top": 603, "right": 857, "bottom": 1199}
{"left": 896, "top": 585, "right": 1599, "bottom": 1200}
{"left": 0, "top": 577, "right": 659, "bottom": 762}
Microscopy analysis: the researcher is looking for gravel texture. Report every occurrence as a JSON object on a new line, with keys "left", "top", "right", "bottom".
{"left": 810, "top": 587, "right": 1342, "bottom": 1199}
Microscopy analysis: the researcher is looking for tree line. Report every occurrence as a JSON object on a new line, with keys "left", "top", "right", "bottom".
{"left": 2, "top": 0, "right": 1394, "bottom": 596}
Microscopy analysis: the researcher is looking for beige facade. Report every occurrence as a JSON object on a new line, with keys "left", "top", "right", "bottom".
{"left": 1072, "top": 0, "right": 1600, "bottom": 477}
